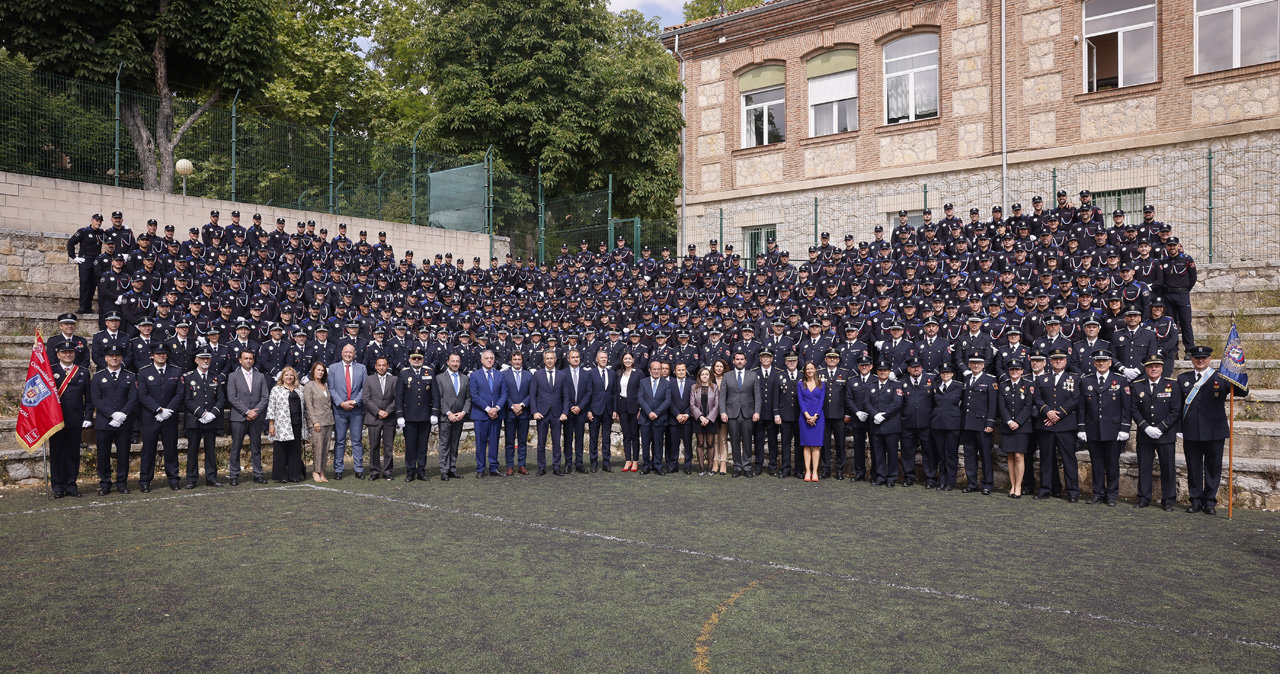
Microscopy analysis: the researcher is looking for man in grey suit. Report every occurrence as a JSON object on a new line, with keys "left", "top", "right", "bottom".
{"left": 434, "top": 352, "right": 471, "bottom": 480}
{"left": 227, "top": 349, "right": 270, "bottom": 485}
{"left": 718, "top": 350, "right": 762, "bottom": 477}
{"left": 363, "top": 355, "right": 399, "bottom": 480}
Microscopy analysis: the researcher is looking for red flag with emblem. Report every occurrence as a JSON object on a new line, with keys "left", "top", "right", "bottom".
{"left": 14, "top": 331, "right": 64, "bottom": 451}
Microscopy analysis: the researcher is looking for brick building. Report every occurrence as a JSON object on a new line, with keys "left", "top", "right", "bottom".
{"left": 659, "top": 0, "right": 1280, "bottom": 263}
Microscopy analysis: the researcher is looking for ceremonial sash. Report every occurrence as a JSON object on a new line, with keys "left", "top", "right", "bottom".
{"left": 57, "top": 365, "right": 78, "bottom": 398}
{"left": 1182, "top": 369, "right": 1212, "bottom": 419}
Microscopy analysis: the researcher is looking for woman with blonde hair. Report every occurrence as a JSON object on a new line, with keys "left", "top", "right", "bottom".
{"left": 302, "top": 361, "right": 335, "bottom": 482}
{"left": 688, "top": 366, "right": 720, "bottom": 476}
{"left": 710, "top": 358, "right": 730, "bottom": 475}
{"left": 265, "top": 366, "right": 307, "bottom": 483}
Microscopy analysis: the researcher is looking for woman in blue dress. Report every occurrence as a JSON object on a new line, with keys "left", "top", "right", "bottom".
{"left": 797, "top": 362, "right": 826, "bottom": 482}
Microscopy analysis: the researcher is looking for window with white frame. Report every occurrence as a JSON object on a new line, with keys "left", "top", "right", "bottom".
{"left": 884, "top": 34, "right": 939, "bottom": 124}
{"left": 1195, "top": 0, "right": 1280, "bottom": 73}
{"left": 808, "top": 49, "right": 859, "bottom": 136}
{"left": 1084, "top": 0, "right": 1157, "bottom": 91}
{"left": 740, "top": 65, "right": 786, "bottom": 148}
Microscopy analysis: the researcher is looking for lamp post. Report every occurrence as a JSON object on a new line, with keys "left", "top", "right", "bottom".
{"left": 175, "top": 159, "right": 194, "bottom": 196}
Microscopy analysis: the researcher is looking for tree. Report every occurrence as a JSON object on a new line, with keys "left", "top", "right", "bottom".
{"left": 682, "top": 0, "right": 759, "bottom": 23}
{"left": 398, "top": 0, "right": 683, "bottom": 219}
{"left": 0, "top": 0, "right": 278, "bottom": 192}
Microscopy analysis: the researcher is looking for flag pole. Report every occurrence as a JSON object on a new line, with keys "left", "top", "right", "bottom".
{"left": 1228, "top": 386, "right": 1235, "bottom": 520}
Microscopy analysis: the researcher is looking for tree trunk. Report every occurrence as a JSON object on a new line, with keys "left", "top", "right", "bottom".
{"left": 121, "top": 98, "right": 160, "bottom": 191}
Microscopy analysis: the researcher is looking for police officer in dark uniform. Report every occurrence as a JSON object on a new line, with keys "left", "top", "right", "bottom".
{"left": 68, "top": 213, "right": 106, "bottom": 313}
{"left": 91, "top": 312, "right": 131, "bottom": 371}
{"left": 1157, "top": 237, "right": 1197, "bottom": 354}
{"left": 89, "top": 344, "right": 138, "bottom": 495}
{"left": 772, "top": 352, "right": 801, "bottom": 478}
{"left": 930, "top": 363, "right": 964, "bottom": 490}
{"left": 397, "top": 348, "right": 437, "bottom": 481}
{"left": 818, "top": 348, "right": 850, "bottom": 479}
{"left": 134, "top": 342, "right": 185, "bottom": 492}
{"left": 47, "top": 313, "right": 90, "bottom": 369}
{"left": 960, "top": 352, "right": 997, "bottom": 494}
{"left": 865, "top": 360, "right": 905, "bottom": 487}
{"left": 752, "top": 348, "right": 782, "bottom": 475}
{"left": 1077, "top": 350, "right": 1131, "bottom": 506}
{"left": 844, "top": 355, "right": 875, "bottom": 481}
{"left": 1130, "top": 353, "right": 1182, "bottom": 510}
{"left": 997, "top": 358, "right": 1036, "bottom": 497}
{"left": 1032, "top": 349, "right": 1081, "bottom": 501}
{"left": 899, "top": 357, "right": 934, "bottom": 486}
{"left": 49, "top": 342, "right": 92, "bottom": 497}
{"left": 183, "top": 349, "right": 226, "bottom": 488}
{"left": 1178, "top": 345, "right": 1247, "bottom": 515}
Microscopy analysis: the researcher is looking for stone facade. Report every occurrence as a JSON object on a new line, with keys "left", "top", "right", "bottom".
{"left": 0, "top": 229, "right": 78, "bottom": 293}
{"left": 804, "top": 142, "right": 856, "bottom": 178}
{"left": 1191, "top": 74, "right": 1280, "bottom": 125}
{"left": 736, "top": 152, "right": 785, "bottom": 186}
{"left": 1080, "top": 96, "right": 1157, "bottom": 140}
{"left": 880, "top": 130, "right": 938, "bottom": 167}
{"left": 952, "top": 86, "right": 989, "bottom": 117}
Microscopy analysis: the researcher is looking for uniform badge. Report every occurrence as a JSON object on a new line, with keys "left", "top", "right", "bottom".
{"left": 1138, "top": 391, "right": 1145, "bottom": 398}
{"left": 148, "top": 375, "right": 155, "bottom": 381}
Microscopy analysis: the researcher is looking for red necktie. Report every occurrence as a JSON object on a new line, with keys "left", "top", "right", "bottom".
{"left": 345, "top": 364, "right": 352, "bottom": 399}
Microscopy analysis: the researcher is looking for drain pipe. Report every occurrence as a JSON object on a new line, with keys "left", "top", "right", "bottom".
{"left": 674, "top": 33, "right": 687, "bottom": 249}
{"left": 1000, "top": 0, "right": 1008, "bottom": 211}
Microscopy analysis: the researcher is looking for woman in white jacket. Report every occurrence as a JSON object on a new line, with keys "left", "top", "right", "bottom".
{"left": 265, "top": 366, "right": 308, "bottom": 482}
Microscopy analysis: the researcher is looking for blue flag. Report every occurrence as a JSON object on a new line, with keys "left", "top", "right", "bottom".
{"left": 1219, "top": 322, "right": 1249, "bottom": 392}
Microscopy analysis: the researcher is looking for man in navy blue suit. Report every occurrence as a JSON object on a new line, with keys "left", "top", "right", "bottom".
{"left": 530, "top": 350, "right": 566, "bottom": 475}
{"left": 586, "top": 350, "right": 616, "bottom": 472}
{"left": 560, "top": 349, "right": 594, "bottom": 473}
{"left": 502, "top": 351, "right": 533, "bottom": 475}
{"left": 637, "top": 359, "right": 672, "bottom": 474}
{"left": 469, "top": 349, "right": 507, "bottom": 477}
{"left": 668, "top": 361, "right": 695, "bottom": 474}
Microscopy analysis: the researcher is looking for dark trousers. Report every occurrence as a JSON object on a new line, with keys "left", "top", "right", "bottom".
{"left": 48, "top": 425, "right": 82, "bottom": 493}
{"left": 776, "top": 421, "right": 798, "bottom": 475}
{"left": 1086, "top": 439, "right": 1121, "bottom": 499}
{"left": 474, "top": 417, "right": 500, "bottom": 473}
{"left": 505, "top": 415, "right": 531, "bottom": 467}
{"left": 619, "top": 413, "right": 639, "bottom": 461}
{"left": 186, "top": 426, "right": 219, "bottom": 482}
{"left": 726, "top": 417, "right": 753, "bottom": 471}
{"left": 962, "top": 429, "right": 994, "bottom": 489}
{"left": 77, "top": 261, "right": 97, "bottom": 312}
{"left": 1184, "top": 439, "right": 1224, "bottom": 507}
{"left": 366, "top": 420, "right": 395, "bottom": 476}
{"left": 535, "top": 416, "right": 562, "bottom": 469}
{"left": 272, "top": 439, "right": 304, "bottom": 481}
{"left": 930, "top": 429, "right": 960, "bottom": 488}
{"left": 1164, "top": 291, "right": 1194, "bottom": 351}
{"left": 1028, "top": 430, "right": 1063, "bottom": 496}
{"left": 1036, "top": 430, "right": 1079, "bottom": 497}
{"left": 820, "top": 417, "right": 846, "bottom": 476}
{"left": 139, "top": 419, "right": 180, "bottom": 485}
{"left": 900, "top": 426, "right": 929, "bottom": 484}
{"left": 1137, "top": 441, "right": 1177, "bottom": 504}
{"left": 403, "top": 421, "right": 431, "bottom": 474}
{"left": 870, "top": 432, "right": 899, "bottom": 484}
{"left": 640, "top": 423, "right": 666, "bottom": 471}
{"left": 437, "top": 420, "right": 464, "bottom": 475}
{"left": 668, "top": 421, "right": 694, "bottom": 470}
{"left": 95, "top": 426, "right": 130, "bottom": 487}
{"left": 562, "top": 413, "right": 587, "bottom": 467}
{"left": 588, "top": 413, "right": 612, "bottom": 467}
{"left": 752, "top": 418, "right": 779, "bottom": 472}
{"left": 1021, "top": 438, "right": 1039, "bottom": 495}
{"left": 229, "top": 418, "right": 264, "bottom": 479}
{"left": 848, "top": 424, "right": 870, "bottom": 479}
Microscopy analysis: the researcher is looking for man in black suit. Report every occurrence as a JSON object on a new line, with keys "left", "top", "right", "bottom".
{"left": 898, "top": 357, "right": 934, "bottom": 486}
{"left": 818, "top": 348, "right": 850, "bottom": 479}
{"left": 1033, "top": 349, "right": 1081, "bottom": 501}
{"left": 90, "top": 345, "right": 138, "bottom": 495}
{"left": 844, "top": 355, "right": 875, "bottom": 480}
{"left": 134, "top": 343, "right": 185, "bottom": 491}
{"left": 1131, "top": 354, "right": 1182, "bottom": 510}
{"left": 929, "top": 363, "right": 964, "bottom": 490}
{"left": 1178, "top": 345, "right": 1248, "bottom": 515}
{"left": 668, "top": 362, "right": 695, "bottom": 474}
{"left": 960, "top": 352, "right": 997, "bottom": 494}
{"left": 638, "top": 359, "right": 672, "bottom": 474}
{"left": 1077, "top": 350, "right": 1131, "bottom": 506}
{"left": 530, "top": 350, "right": 565, "bottom": 475}
{"left": 49, "top": 343, "right": 92, "bottom": 497}
{"left": 771, "top": 352, "right": 802, "bottom": 478}
{"left": 752, "top": 349, "right": 782, "bottom": 476}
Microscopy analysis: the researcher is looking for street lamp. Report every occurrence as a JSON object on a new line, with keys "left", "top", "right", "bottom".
{"left": 175, "top": 158, "right": 193, "bottom": 196}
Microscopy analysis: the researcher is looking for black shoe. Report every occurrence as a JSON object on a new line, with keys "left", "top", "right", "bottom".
{"left": 886, "top": 482, "right": 895, "bottom": 488}
{"left": 1204, "top": 506, "right": 1217, "bottom": 515}
{"left": 354, "top": 472, "right": 365, "bottom": 480}
{"left": 962, "top": 486, "right": 979, "bottom": 493}
{"left": 639, "top": 467, "right": 651, "bottom": 475}
{"left": 554, "top": 468, "right": 566, "bottom": 476}
{"left": 1033, "top": 494, "right": 1051, "bottom": 500}
{"left": 406, "top": 474, "right": 416, "bottom": 482}
{"left": 1106, "top": 499, "right": 1117, "bottom": 507}
{"left": 333, "top": 472, "right": 345, "bottom": 481}
{"left": 448, "top": 471, "right": 461, "bottom": 479}
{"left": 821, "top": 470, "right": 831, "bottom": 479}
{"left": 53, "top": 490, "right": 65, "bottom": 499}
{"left": 941, "top": 485, "right": 954, "bottom": 492}
{"left": 441, "top": 474, "right": 449, "bottom": 482}
{"left": 743, "top": 469, "right": 753, "bottom": 478}
{"left": 684, "top": 466, "right": 692, "bottom": 475}
{"left": 537, "top": 468, "right": 547, "bottom": 476}
{"left": 139, "top": 483, "right": 151, "bottom": 493}
{"left": 1088, "top": 496, "right": 1105, "bottom": 504}
{"left": 97, "top": 486, "right": 111, "bottom": 496}
{"left": 575, "top": 466, "right": 588, "bottom": 474}
{"left": 903, "top": 481, "right": 914, "bottom": 487}
{"left": 1187, "top": 504, "right": 1202, "bottom": 513}
{"left": 185, "top": 481, "right": 197, "bottom": 489}
{"left": 476, "top": 471, "right": 486, "bottom": 478}
{"left": 1067, "top": 495, "right": 1079, "bottom": 503}
{"left": 834, "top": 471, "right": 845, "bottom": 480}
{"left": 229, "top": 478, "right": 239, "bottom": 487}
{"left": 1163, "top": 504, "right": 1175, "bottom": 512}
{"left": 256, "top": 476, "right": 269, "bottom": 484}
{"left": 1135, "top": 500, "right": 1149, "bottom": 509}
{"left": 168, "top": 483, "right": 179, "bottom": 491}
{"left": 590, "top": 464, "right": 598, "bottom": 473}
{"left": 602, "top": 465, "right": 612, "bottom": 473}
{"left": 980, "top": 488, "right": 991, "bottom": 495}
{"left": 1008, "top": 493, "right": 1021, "bottom": 499}
{"left": 489, "top": 469, "right": 501, "bottom": 477}
{"left": 206, "top": 480, "right": 222, "bottom": 488}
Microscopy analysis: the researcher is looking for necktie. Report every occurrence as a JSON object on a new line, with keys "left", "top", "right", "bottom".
{"left": 651, "top": 379, "right": 658, "bottom": 396}
{"left": 515, "top": 370, "right": 522, "bottom": 389}
{"left": 452, "top": 372, "right": 459, "bottom": 395}
{"left": 112, "top": 370, "right": 118, "bottom": 382}
{"left": 572, "top": 368, "right": 578, "bottom": 392}
{"left": 486, "top": 370, "right": 493, "bottom": 390}
{"left": 738, "top": 371, "right": 743, "bottom": 388}
{"left": 678, "top": 380, "right": 684, "bottom": 397}
{"left": 549, "top": 370, "right": 554, "bottom": 388}
{"left": 601, "top": 368, "right": 607, "bottom": 390}
{"left": 345, "top": 364, "right": 352, "bottom": 399}
{"left": 1099, "top": 375, "right": 1105, "bottom": 387}
{"left": 246, "top": 370, "right": 253, "bottom": 393}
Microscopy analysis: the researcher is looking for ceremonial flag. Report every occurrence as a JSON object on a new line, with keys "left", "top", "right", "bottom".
{"left": 1219, "top": 322, "right": 1249, "bottom": 393}
{"left": 14, "top": 331, "right": 64, "bottom": 451}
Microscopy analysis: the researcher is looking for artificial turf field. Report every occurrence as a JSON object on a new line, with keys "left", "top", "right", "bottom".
{"left": 2, "top": 453, "right": 1279, "bottom": 672}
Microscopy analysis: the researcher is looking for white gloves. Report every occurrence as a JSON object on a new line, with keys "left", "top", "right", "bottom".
{"left": 875, "top": 341, "right": 884, "bottom": 350}
{"left": 1117, "top": 431, "right": 1130, "bottom": 442}
{"left": 1077, "top": 432, "right": 1088, "bottom": 442}
{"left": 873, "top": 412, "right": 886, "bottom": 425}
{"left": 110, "top": 412, "right": 127, "bottom": 424}
{"left": 1144, "top": 426, "right": 1162, "bottom": 439}
{"left": 199, "top": 411, "right": 216, "bottom": 424}
{"left": 1176, "top": 432, "right": 1184, "bottom": 440}
{"left": 397, "top": 417, "right": 406, "bottom": 429}
{"left": 155, "top": 411, "right": 166, "bottom": 421}
{"left": 108, "top": 418, "right": 122, "bottom": 428}
{"left": 115, "top": 296, "right": 124, "bottom": 305}
{"left": 157, "top": 408, "right": 173, "bottom": 421}
{"left": 501, "top": 364, "right": 510, "bottom": 371}
{"left": 888, "top": 372, "right": 899, "bottom": 381}
{"left": 1123, "top": 367, "right": 1141, "bottom": 380}
{"left": 856, "top": 411, "right": 869, "bottom": 422}
{"left": 71, "top": 257, "right": 85, "bottom": 264}
{"left": 82, "top": 420, "right": 92, "bottom": 428}
{"left": 430, "top": 415, "right": 439, "bottom": 425}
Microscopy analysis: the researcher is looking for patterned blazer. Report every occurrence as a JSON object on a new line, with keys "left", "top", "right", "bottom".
{"left": 265, "top": 385, "right": 309, "bottom": 442}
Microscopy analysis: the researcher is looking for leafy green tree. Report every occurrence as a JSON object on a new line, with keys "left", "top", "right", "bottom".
{"left": 0, "top": 0, "right": 278, "bottom": 192}
{"left": 400, "top": 0, "right": 682, "bottom": 219}
{"left": 682, "top": 0, "right": 759, "bottom": 23}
